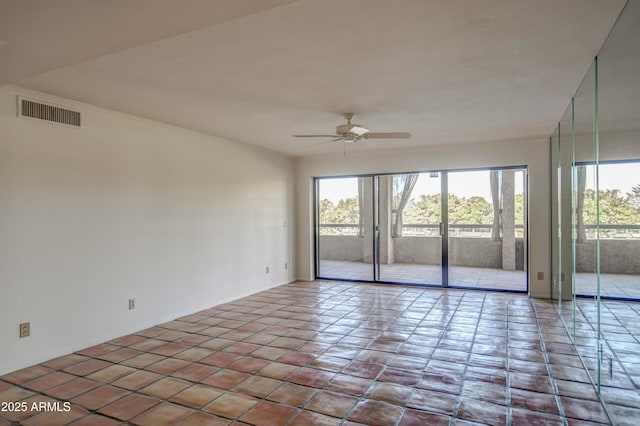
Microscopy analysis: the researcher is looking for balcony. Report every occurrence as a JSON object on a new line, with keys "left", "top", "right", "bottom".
{"left": 319, "top": 224, "right": 640, "bottom": 297}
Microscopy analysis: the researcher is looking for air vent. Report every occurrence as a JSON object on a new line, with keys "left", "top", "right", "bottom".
{"left": 19, "top": 98, "right": 81, "bottom": 127}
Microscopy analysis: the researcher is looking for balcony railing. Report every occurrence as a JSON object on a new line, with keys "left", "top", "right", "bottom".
{"left": 319, "top": 223, "right": 640, "bottom": 238}
{"left": 319, "top": 223, "right": 525, "bottom": 237}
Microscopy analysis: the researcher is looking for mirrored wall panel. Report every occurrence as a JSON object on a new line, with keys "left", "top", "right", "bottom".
{"left": 551, "top": 1, "right": 640, "bottom": 421}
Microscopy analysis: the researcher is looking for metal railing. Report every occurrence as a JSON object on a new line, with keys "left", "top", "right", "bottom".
{"left": 319, "top": 223, "right": 525, "bottom": 237}
{"left": 320, "top": 223, "right": 640, "bottom": 238}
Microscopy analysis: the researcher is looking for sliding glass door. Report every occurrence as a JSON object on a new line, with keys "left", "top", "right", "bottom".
{"left": 448, "top": 169, "right": 527, "bottom": 291}
{"left": 316, "top": 177, "right": 374, "bottom": 281}
{"left": 315, "top": 168, "right": 527, "bottom": 292}
{"left": 377, "top": 173, "right": 442, "bottom": 285}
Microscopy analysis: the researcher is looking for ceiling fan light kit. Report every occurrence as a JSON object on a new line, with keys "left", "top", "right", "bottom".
{"left": 293, "top": 113, "right": 411, "bottom": 144}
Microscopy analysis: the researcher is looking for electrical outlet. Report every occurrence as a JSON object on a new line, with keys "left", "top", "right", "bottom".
{"left": 19, "top": 322, "right": 30, "bottom": 338}
{"left": 266, "top": 266, "right": 270, "bottom": 274}
{"left": 128, "top": 298, "right": 135, "bottom": 310}
{"left": 285, "top": 262, "right": 288, "bottom": 270}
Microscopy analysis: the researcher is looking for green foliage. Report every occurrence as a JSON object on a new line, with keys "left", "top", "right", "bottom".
{"left": 581, "top": 188, "right": 640, "bottom": 225}
{"left": 319, "top": 186, "right": 640, "bottom": 230}
{"left": 319, "top": 197, "right": 360, "bottom": 224}
{"left": 404, "top": 194, "right": 440, "bottom": 224}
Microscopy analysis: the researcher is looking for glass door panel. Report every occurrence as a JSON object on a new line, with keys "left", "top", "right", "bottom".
{"left": 378, "top": 172, "right": 442, "bottom": 285}
{"left": 316, "top": 177, "right": 374, "bottom": 281}
{"left": 447, "top": 169, "right": 527, "bottom": 291}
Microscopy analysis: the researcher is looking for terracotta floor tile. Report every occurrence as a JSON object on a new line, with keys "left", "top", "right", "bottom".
{"left": 510, "top": 372, "right": 554, "bottom": 394}
{"left": 139, "top": 377, "right": 192, "bottom": 399}
{"left": 97, "top": 393, "right": 159, "bottom": 421}
{"left": 607, "top": 403, "right": 640, "bottom": 426}
{"left": 416, "top": 372, "right": 462, "bottom": 395}
{"left": 377, "top": 367, "right": 420, "bottom": 386}
{"left": 178, "top": 411, "right": 231, "bottom": 426}
{"left": 461, "top": 380, "right": 507, "bottom": 405}
{"left": 457, "top": 398, "right": 507, "bottom": 426}
{"left": 257, "top": 362, "right": 300, "bottom": 380}
{"left": 75, "top": 343, "right": 118, "bottom": 357}
{"left": 408, "top": 388, "right": 457, "bottom": 415}
{"left": 510, "top": 388, "right": 561, "bottom": 414}
{"left": 550, "top": 364, "right": 592, "bottom": 383}
{"left": 201, "top": 351, "right": 242, "bottom": 367}
{"left": 177, "top": 334, "right": 213, "bottom": 346}
{"left": 23, "top": 371, "right": 76, "bottom": 392}
{"left": 170, "top": 384, "right": 224, "bottom": 408}
{"left": 119, "top": 352, "right": 165, "bottom": 368}
{"left": 228, "top": 356, "right": 271, "bottom": 373}
{"left": 234, "top": 375, "right": 282, "bottom": 398}
{"left": 40, "top": 354, "right": 89, "bottom": 370}
{"left": 107, "top": 334, "right": 147, "bottom": 347}
{"left": 70, "top": 385, "right": 130, "bottom": 410}
{"left": 277, "top": 351, "right": 317, "bottom": 366}
{"left": 289, "top": 367, "right": 335, "bottom": 388}
{"left": 173, "top": 347, "right": 212, "bottom": 362}
{"left": 399, "top": 408, "right": 451, "bottom": 426}
{"left": 156, "top": 330, "right": 190, "bottom": 342}
{"left": 0, "top": 385, "right": 35, "bottom": 402}
{"left": 509, "top": 408, "right": 565, "bottom": 426}
{"left": 365, "top": 382, "right": 413, "bottom": 405}
{"left": 67, "top": 414, "right": 122, "bottom": 426}
{"left": 149, "top": 342, "right": 191, "bottom": 357}
{"left": 20, "top": 404, "right": 88, "bottom": 426}
{"left": 63, "top": 359, "right": 112, "bottom": 376}
{"left": 131, "top": 401, "right": 193, "bottom": 425}
{"left": 560, "top": 396, "right": 610, "bottom": 424}
{"left": 309, "top": 355, "right": 350, "bottom": 372}
{"left": 326, "top": 374, "right": 373, "bottom": 396}
{"left": 240, "top": 401, "right": 298, "bottom": 426}
{"left": 289, "top": 410, "right": 342, "bottom": 426}
{"left": 1, "top": 281, "right": 623, "bottom": 426}
{"left": 111, "top": 370, "right": 162, "bottom": 390}
{"left": 252, "top": 346, "right": 291, "bottom": 360}
{"left": 95, "top": 347, "right": 141, "bottom": 363}
{"left": 145, "top": 357, "right": 191, "bottom": 375}
{"left": 465, "top": 365, "right": 507, "bottom": 386}
{"left": 203, "top": 392, "right": 259, "bottom": 419}
{"left": 172, "top": 362, "right": 218, "bottom": 382}
{"left": 306, "top": 390, "right": 358, "bottom": 418}
{"left": 225, "top": 342, "right": 261, "bottom": 355}
{"left": 1, "top": 364, "right": 53, "bottom": 385}
{"left": 202, "top": 369, "right": 250, "bottom": 389}
{"left": 0, "top": 395, "right": 54, "bottom": 422}
{"left": 86, "top": 364, "right": 136, "bottom": 383}
{"left": 267, "top": 383, "right": 317, "bottom": 407}
{"left": 129, "top": 338, "right": 166, "bottom": 352}
{"left": 347, "top": 399, "right": 403, "bottom": 425}
{"left": 44, "top": 377, "right": 101, "bottom": 399}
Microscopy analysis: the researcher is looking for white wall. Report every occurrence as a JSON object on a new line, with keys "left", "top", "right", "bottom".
{"left": 0, "top": 86, "right": 296, "bottom": 375}
{"left": 296, "top": 138, "right": 550, "bottom": 298}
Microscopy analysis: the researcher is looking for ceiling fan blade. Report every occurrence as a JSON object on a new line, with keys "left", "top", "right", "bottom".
{"left": 364, "top": 132, "right": 411, "bottom": 139}
{"left": 293, "top": 134, "right": 339, "bottom": 138}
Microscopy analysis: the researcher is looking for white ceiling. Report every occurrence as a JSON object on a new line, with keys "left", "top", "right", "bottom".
{"left": 0, "top": 0, "right": 627, "bottom": 157}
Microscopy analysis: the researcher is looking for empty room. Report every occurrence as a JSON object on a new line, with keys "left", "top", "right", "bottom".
{"left": 1, "top": 1, "right": 639, "bottom": 425}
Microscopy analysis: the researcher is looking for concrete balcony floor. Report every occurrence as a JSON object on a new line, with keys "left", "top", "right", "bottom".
{"left": 319, "top": 260, "right": 640, "bottom": 298}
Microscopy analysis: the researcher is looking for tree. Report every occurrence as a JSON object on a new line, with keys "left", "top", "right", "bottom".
{"left": 449, "top": 195, "right": 493, "bottom": 224}
{"left": 404, "top": 194, "right": 441, "bottom": 224}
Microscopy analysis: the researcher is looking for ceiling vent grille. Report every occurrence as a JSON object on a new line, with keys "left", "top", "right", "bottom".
{"left": 19, "top": 98, "right": 81, "bottom": 127}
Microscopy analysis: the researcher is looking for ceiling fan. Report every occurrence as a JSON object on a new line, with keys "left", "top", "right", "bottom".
{"left": 293, "top": 113, "right": 411, "bottom": 143}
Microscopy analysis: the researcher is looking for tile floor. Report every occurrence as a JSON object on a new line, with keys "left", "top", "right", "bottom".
{"left": 0, "top": 280, "right": 631, "bottom": 425}
{"left": 557, "top": 299, "right": 640, "bottom": 425}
